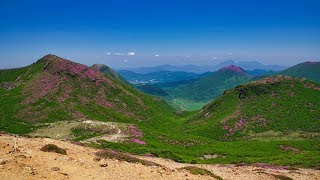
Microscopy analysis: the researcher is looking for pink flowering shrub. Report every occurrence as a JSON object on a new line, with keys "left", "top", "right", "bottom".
{"left": 222, "top": 118, "right": 247, "bottom": 136}
{"left": 23, "top": 55, "right": 118, "bottom": 105}
{"left": 234, "top": 118, "right": 246, "bottom": 131}
{"left": 95, "top": 89, "right": 115, "bottom": 108}
{"left": 123, "top": 89, "right": 145, "bottom": 107}
{"left": 51, "top": 58, "right": 114, "bottom": 88}
{"left": 259, "top": 76, "right": 293, "bottom": 84}
{"left": 279, "top": 145, "right": 300, "bottom": 152}
{"left": 131, "top": 138, "right": 146, "bottom": 145}
{"left": 270, "top": 91, "right": 277, "bottom": 97}
{"left": 73, "top": 111, "right": 86, "bottom": 119}
{"left": 79, "top": 96, "right": 90, "bottom": 104}
{"left": 83, "top": 68, "right": 96, "bottom": 81}
{"left": 221, "top": 115, "right": 270, "bottom": 137}
{"left": 126, "top": 125, "right": 146, "bottom": 145}
{"left": 124, "top": 111, "right": 135, "bottom": 117}
{"left": 304, "top": 83, "right": 320, "bottom": 91}
{"left": 127, "top": 125, "right": 143, "bottom": 137}
{"left": 57, "top": 83, "right": 73, "bottom": 102}
{"left": 16, "top": 106, "right": 48, "bottom": 122}
{"left": 24, "top": 73, "right": 60, "bottom": 104}
{"left": 251, "top": 114, "right": 270, "bottom": 127}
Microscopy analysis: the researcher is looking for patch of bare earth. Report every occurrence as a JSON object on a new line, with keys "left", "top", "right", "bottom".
{"left": 80, "top": 120, "right": 129, "bottom": 143}
{"left": 28, "top": 120, "right": 131, "bottom": 143}
{"left": 0, "top": 134, "right": 319, "bottom": 180}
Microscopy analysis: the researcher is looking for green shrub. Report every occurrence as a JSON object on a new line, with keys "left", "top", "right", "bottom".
{"left": 40, "top": 144, "right": 67, "bottom": 155}
{"left": 95, "top": 149, "right": 161, "bottom": 167}
{"left": 180, "top": 166, "right": 223, "bottom": 179}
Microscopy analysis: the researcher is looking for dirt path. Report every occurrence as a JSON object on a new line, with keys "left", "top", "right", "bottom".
{"left": 0, "top": 134, "right": 319, "bottom": 180}
{"left": 81, "top": 120, "right": 129, "bottom": 143}
{"left": 29, "top": 120, "right": 130, "bottom": 143}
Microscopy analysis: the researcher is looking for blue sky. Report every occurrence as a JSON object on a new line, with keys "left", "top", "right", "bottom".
{"left": 0, "top": 0, "right": 319, "bottom": 68}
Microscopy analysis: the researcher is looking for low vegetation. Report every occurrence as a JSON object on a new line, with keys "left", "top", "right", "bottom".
{"left": 180, "top": 166, "right": 223, "bottom": 179}
{"left": 279, "top": 61, "right": 320, "bottom": 83}
{"left": 163, "top": 66, "right": 251, "bottom": 103}
{"left": 40, "top": 144, "right": 67, "bottom": 155}
{"left": 95, "top": 149, "right": 161, "bottom": 167}
{"left": 256, "top": 172, "right": 293, "bottom": 180}
{"left": 1, "top": 55, "right": 320, "bottom": 168}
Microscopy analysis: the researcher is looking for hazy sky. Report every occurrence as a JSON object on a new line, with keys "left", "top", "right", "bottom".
{"left": 0, "top": 0, "right": 319, "bottom": 68}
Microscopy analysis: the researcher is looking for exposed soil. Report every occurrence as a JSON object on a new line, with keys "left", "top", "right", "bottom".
{"left": 29, "top": 120, "right": 130, "bottom": 143}
{"left": 80, "top": 120, "right": 129, "bottom": 143}
{"left": 0, "top": 134, "right": 319, "bottom": 180}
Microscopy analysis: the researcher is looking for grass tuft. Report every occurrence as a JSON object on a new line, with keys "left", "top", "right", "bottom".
{"left": 95, "top": 149, "right": 162, "bottom": 167}
{"left": 257, "top": 172, "right": 293, "bottom": 180}
{"left": 40, "top": 144, "right": 67, "bottom": 155}
{"left": 180, "top": 166, "right": 223, "bottom": 179}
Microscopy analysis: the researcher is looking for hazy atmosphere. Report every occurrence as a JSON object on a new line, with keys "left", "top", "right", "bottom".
{"left": 1, "top": 1, "right": 320, "bottom": 179}
{"left": 1, "top": 0, "right": 320, "bottom": 68}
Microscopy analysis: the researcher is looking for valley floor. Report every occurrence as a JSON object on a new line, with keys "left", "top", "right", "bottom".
{"left": 0, "top": 133, "right": 319, "bottom": 180}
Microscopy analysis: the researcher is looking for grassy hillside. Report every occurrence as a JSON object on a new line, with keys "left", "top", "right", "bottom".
{"left": 1, "top": 56, "right": 320, "bottom": 168}
{"left": 134, "top": 84, "right": 168, "bottom": 96}
{"left": 189, "top": 76, "right": 320, "bottom": 141}
{"left": 0, "top": 55, "right": 174, "bottom": 134}
{"left": 165, "top": 65, "right": 252, "bottom": 102}
{"left": 279, "top": 61, "right": 320, "bottom": 83}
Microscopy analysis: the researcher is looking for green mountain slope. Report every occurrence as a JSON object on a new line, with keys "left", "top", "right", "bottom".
{"left": 279, "top": 61, "right": 320, "bottom": 83}
{"left": 134, "top": 84, "right": 168, "bottom": 96}
{"left": 0, "top": 55, "right": 173, "bottom": 134}
{"left": 1, "top": 56, "right": 320, "bottom": 167}
{"left": 92, "top": 65, "right": 169, "bottom": 96}
{"left": 92, "top": 64, "right": 129, "bottom": 84}
{"left": 189, "top": 76, "right": 320, "bottom": 141}
{"left": 166, "top": 65, "right": 252, "bottom": 102}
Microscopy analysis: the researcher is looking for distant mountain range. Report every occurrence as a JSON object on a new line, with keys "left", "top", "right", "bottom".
{"left": 119, "top": 64, "right": 214, "bottom": 74}
{"left": 214, "top": 60, "right": 287, "bottom": 71}
{"left": 118, "top": 60, "right": 287, "bottom": 74}
{"left": 118, "top": 70, "right": 204, "bottom": 84}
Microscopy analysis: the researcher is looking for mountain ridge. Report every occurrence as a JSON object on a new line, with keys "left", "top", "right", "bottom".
{"left": 0, "top": 54, "right": 173, "bottom": 134}
{"left": 190, "top": 75, "right": 320, "bottom": 141}
{"left": 119, "top": 60, "right": 287, "bottom": 74}
{"left": 279, "top": 61, "right": 320, "bottom": 83}
{"left": 164, "top": 65, "right": 251, "bottom": 102}
{"left": 92, "top": 64, "right": 129, "bottom": 84}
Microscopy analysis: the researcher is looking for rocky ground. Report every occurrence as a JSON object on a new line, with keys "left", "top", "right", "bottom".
{"left": 0, "top": 133, "right": 319, "bottom": 180}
